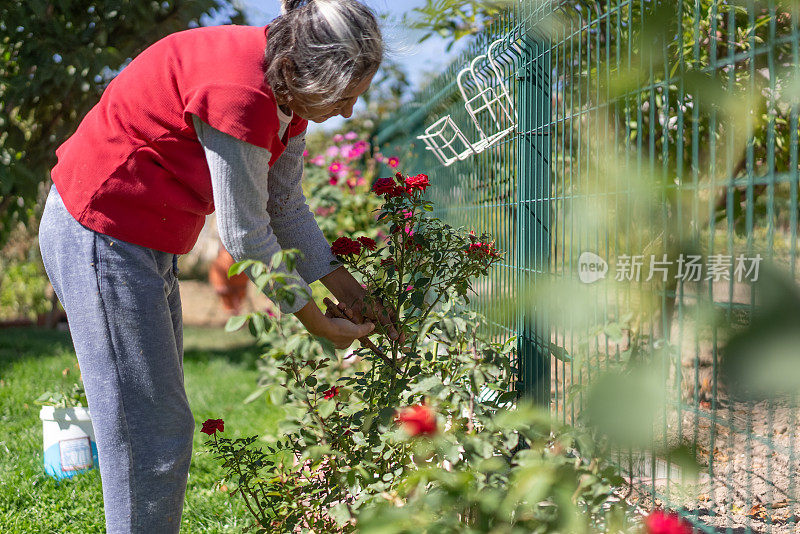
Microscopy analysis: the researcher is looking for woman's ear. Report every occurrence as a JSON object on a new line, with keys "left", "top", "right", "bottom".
{"left": 277, "top": 58, "right": 296, "bottom": 101}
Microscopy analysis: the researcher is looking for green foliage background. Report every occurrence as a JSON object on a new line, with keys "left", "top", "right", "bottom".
{"left": 0, "top": 0, "right": 244, "bottom": 242}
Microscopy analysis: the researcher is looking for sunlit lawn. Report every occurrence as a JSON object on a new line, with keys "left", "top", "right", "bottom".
{"left": 0, "top": 325, "right": 280, "bottom": 532}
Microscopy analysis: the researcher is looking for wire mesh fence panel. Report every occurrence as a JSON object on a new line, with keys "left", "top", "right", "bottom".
{"left": 374, "top": 1, "right": 800, "bottom": 531}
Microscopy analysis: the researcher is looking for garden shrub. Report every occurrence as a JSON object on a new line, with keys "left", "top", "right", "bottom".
{"left": 202, "top": 171, "right": 628, "bottom": 532}
{"left": 0, "top": 259, "right": 50, "bottom": 321}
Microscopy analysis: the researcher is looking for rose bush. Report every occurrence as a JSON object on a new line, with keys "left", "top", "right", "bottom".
{"left": 202, "top": 170, "right": 630, "bottom": 532}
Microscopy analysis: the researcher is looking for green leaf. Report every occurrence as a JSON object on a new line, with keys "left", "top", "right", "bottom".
{"left": 243, "top": 387, "right": 267, "bottom": 404}
{"left": 270, "top": 251, "right": 284, "bottom": 270}
{"left": 229, "top": 260, "right": 254, "bottom": 277}
{"left": 378, "top": 407, "right": 395, "bottom": 424}
{"left": 248, "top": 313, "right": 267, "bottom": 336}
{"left": 318, "top": 399, "right": 336, "bottom": 419}
{"left": 225, "top": 314, "right": 249, "bottom": 332}
{"left": 549, "top": 342, "right": 571, "bottom": 362}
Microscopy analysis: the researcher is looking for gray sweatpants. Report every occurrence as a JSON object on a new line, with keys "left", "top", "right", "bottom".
{"left": 39, "top": 184, "right": 194, "bottom": 533}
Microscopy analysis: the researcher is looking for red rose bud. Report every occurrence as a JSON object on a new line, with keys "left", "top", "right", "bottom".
{"left": 645, "top": 510, "right": 694, "bottom": 534}
{"left": 391, "top": 186, "right": 408, "bottom": 197}
{"left": 201, "top": 418, "right": 224, "bottom": 435}
{"left": 357, "top": 236, "right": 377, "bottom": 251}
{"left": 396, "top": 404, "right": 437, "bottom": 437}
{"left": 331, "top": 237, "right": 362, "bottom": 256}
{"left": 323, "top": 386, "right": 339, "bottom": 400}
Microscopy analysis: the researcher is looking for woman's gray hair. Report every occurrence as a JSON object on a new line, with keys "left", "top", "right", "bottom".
{"left": 265, "top": 0, "right": 384, "bottom": 107}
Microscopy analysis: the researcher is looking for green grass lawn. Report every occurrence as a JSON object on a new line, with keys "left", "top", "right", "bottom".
{"left": 0, "top": 325, "right": 282, "bottom": 533}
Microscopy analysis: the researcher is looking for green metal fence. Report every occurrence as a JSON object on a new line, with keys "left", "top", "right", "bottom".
{"left": 375, "top": 1, "right": 800, "bottom": 531}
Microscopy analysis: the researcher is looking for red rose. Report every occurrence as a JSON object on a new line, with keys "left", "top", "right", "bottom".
{"left": 201, "top": 418, "right": 224, "bottom": 435}
{"left": 329, "top": 176, "right": 338, "bottom": 186}
{"left": 372, "top": 177, "right": 396, "bottom": 196}
{"left": 380, "top": 257, "right": 395, "bottom": 266}
{"left": 357, "top": 236, "right": 377, "bottom": 251}
{"left": 405, "top": 173, "right": 430, "bottom": 193}
{"left": 396, "top": 404, "right": 437, "bottom": 437}
{"left": 645, "top": 510, "right": 694, "bottom": 534}
{"left": 466, "top": 242, "right": 499, "bottom": 258}
{"left": 331, "top": 237, "right": 362, "bottom": 256}
{"left": 467, "top": 242, "right": 484, "bottom": 254}
{"left": 372, "top": 177, "right": 406, "bottom": 198}
{"left": 323, "top": 386, "right": 339, "bottom": 400}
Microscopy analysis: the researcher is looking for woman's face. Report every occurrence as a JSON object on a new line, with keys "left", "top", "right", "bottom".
{"left": 288, "top": 74, "right": 375, "bottom": 123}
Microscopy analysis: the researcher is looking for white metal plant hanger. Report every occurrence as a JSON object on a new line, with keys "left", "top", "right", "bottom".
{"left": 417, "top": 39, "right": 518, "bottom": 167}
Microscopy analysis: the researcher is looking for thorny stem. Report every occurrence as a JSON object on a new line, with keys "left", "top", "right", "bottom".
{"left": 215, "top": 433, "right": 265, "bottom": 525}
{"left": 288, "top": 357, "right": 330, "bottom": 445}
{"left": 467, "top": 329, "right": 480, "bottom": 434}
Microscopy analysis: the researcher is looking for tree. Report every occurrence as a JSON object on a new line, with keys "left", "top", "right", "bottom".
{"left": 404, "top": 0, "right": 514, "bottom": 50}
{"left": 0, "top": 0, "right": 243, "bottom": 242}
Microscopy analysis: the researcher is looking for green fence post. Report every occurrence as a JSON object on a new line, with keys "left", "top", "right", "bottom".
{"left": 516, "top": 26, "right": 551, "bottom": 406}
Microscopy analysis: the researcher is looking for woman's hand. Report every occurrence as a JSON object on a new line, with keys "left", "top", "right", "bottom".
{"left": 334, "top": 295, "right": 405, "bottom": 344}
{"left": 294, "top": 298, "right": 374, "bottom": 350}
{"left": 320, "top": 266, "right": 405, "bottom": 343}
{"left": 319, "top": 317, "right": 375, "bottom": 349}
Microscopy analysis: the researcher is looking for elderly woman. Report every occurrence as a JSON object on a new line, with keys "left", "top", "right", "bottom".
{"left": 38, "top": 1, "right": 396, "bottom": 532}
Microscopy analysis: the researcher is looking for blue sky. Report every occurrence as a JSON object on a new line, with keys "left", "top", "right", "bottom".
{"left": 205, "top": 0, "right": 466, "bottom": 131}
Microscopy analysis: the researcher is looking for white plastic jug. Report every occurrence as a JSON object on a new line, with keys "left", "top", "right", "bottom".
{"left": 39, "top": 406, "right": 98, "bottom": 479}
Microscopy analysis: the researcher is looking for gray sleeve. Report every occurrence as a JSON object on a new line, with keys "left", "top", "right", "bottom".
{"left": 192, "top": 114, "right": 312, "bottom": 314}
{"left": 266, "top": 133, "right": 342, "bottom": 283}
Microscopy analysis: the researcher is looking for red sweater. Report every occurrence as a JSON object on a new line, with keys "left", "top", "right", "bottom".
{"left": 51, "top": 25, "right": 308, "bottom": 254}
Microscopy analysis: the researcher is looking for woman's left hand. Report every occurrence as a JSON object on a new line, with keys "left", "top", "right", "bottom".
{"left": 330, "top": 294, "right": 404, "bottom": 343}
{"left": 320, "top": 266, "right": 405, "bottom": 343}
